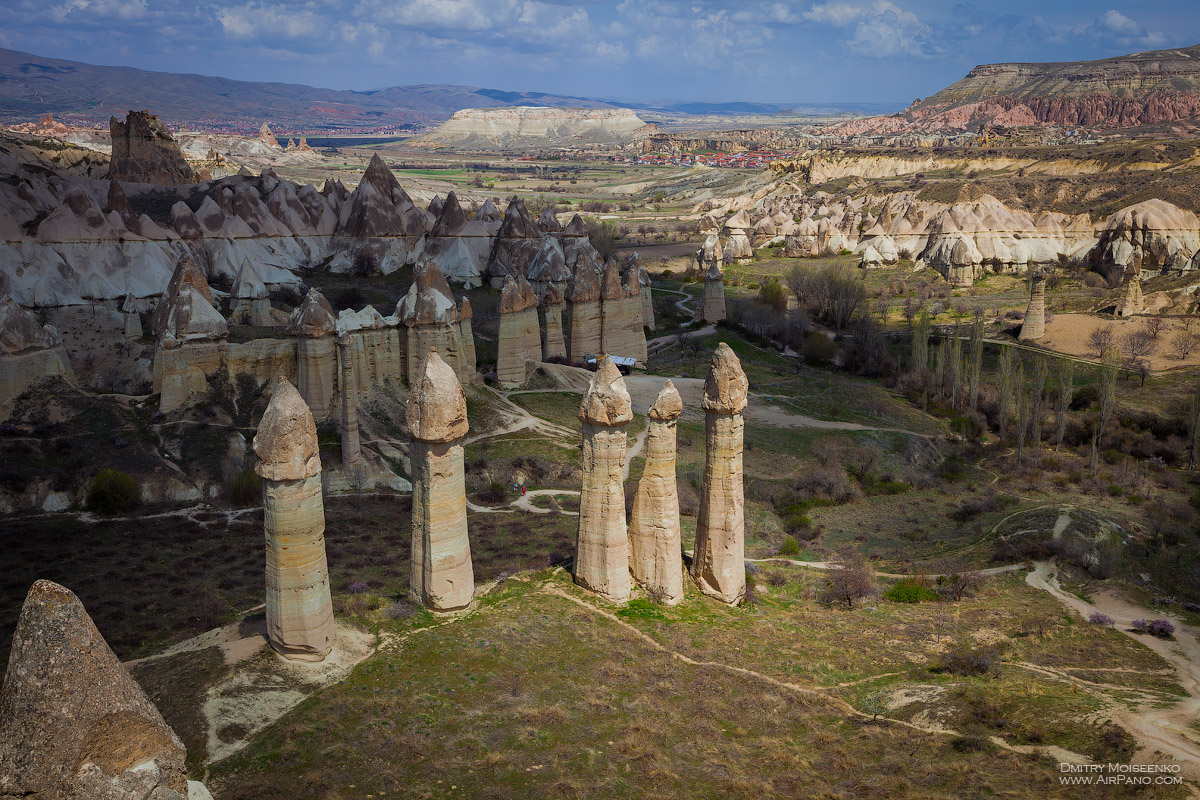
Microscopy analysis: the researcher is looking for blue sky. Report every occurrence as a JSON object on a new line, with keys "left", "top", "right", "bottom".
{"left": 1, "top": 0, "right": 1197, "bottom": 104}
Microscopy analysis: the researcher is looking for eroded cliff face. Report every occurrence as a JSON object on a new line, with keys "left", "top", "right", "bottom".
{"left": 420, "top": 107, "right": 648, "bottom": 148}
{"left": 821, "top": 43, "right": 1200, "bottom": 135}
{"left": 108, "top": 109, "right": 199, "bottom": 185}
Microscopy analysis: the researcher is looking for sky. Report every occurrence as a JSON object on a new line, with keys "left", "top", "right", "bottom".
{"left": 1, "top": 0, "right": 1198, "bottom": 105}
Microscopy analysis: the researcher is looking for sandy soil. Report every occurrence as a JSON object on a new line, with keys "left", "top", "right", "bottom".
{"left": 1033, "top": 314, "right": 1200, "bottom": 371}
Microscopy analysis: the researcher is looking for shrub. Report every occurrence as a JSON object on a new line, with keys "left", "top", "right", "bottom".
{"left": 229, "top": 467, "right": 259, "bottom": 506}
{"left": 778, "top": 535, "right": 801, "bottom": 557}
{"left": 1184, "top": 602, "right": 1200, "bottom": 613}
{"left": 1147, "top": 619, "right": 1176, "bottom": 638}
{"left": 934, "top": 644, "right": 1002, "bottom": 677}
{"left": 385, "top": 601, "right": 418, "bottom": 620}
{"left": 86, "top": 468, "right": 140, "bottom": 514}
{"left": 820, "top": 550, "right": 877, "bottom": 608}
{"left": 1088, "top": 612, "right": 1115, "bottom": 626}
{"left": 884, "top": 578, "right": 938, "bottom": 603}
{"left": 346, "top": 581, "right": 370, "bottom": 595}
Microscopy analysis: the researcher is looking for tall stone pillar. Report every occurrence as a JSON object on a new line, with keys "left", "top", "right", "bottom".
{"left": 496, "top": 274, "right": 541, "bottom": 387}
{"left": 629, "top": 381, "right": 684, "bottom": 604}
{"left": 575, "top": 356, "right": 633, "bottom": 602}
{"left": 337, "top": 333, "right": 361, "bottom": 466}
{"left": 691, "top": 343, "right": 748, "bottom": 604}
{"left": 288, "top": 289, "right": 337, "bottom": 421}
{"left": 542, "top": 284, "right": 567, "bottom": 361}
{"left": 566, "top": 263, "right": 602, "bottom": 362}
{"left": 696, "top": 259, "right": 727, "bottom": 323}
{"left": 408, "top": 349, "right": 475, "bottom": 611}
{"left": 253, "top": 377, "right": 335, "bottom": 661}
{"left": 1018, "top": 271, "right": 1046, "bottom": 341}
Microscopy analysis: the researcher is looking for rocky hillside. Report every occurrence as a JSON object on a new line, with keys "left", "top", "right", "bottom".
{"left": 825, "top": 43, "right": 1200, "bottom": 135}
{"left": 416, "top": 107, "right": 651, "bottom": 149}
{"left": 0, "top": 48, "right": 622, "bottom": 129}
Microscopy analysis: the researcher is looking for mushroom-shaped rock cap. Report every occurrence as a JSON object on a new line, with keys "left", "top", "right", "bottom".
{"left": 542, "top": 283, "right": 564, "bottom": 306}
{"left": 406, "top": 349, "right": 469, "bottom": 443}
{"left": 0, "top": 580, "right": 188, "bottom": 799}
{"left": 287, "top": 288, "right": 336, "bottom": 337}
{"left": 253, "top": 377, "right": 321, "bottom": 481}
{"left": 648, "top": 380, "right": 683, "bottom": 421}
{"left": 702, "top": 343, "right": 748, "bottom": 414}
{"left": 499, "top": 273, "right": 539, "bottom": 313}
{"left": 0, "top": 295, "right": 61, "bottom": 354}
{"left": 579, "top": 356, "right": 633, "bottom": 426}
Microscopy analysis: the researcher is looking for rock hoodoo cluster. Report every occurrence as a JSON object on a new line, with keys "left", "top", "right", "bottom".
{"left": 407, "top": 349, "right": 475, "bottom": 611}
{"left": 570, "top": 347, "right": 750, "bottom": 606}
{"left": 0, "top": 580, "right": 211, "bottom": 800}
{"left": 253, "top": 377, "right": 335, "bottom": 662}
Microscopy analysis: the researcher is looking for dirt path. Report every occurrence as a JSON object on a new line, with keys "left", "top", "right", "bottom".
{"left": 755, "top": 544, "right": 1200, "bottom": 776}
{"left": 541, "top": 585, "right": 1090, "bottom": 766}
{"left": 1027, "top": 562, "right": 1200, "bottom": 776}
{"left": 622, "top": 374, "right": 935, "bottom": 437}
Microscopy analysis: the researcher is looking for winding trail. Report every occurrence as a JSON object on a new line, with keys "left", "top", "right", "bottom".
{"left": 1027, "top": 562, "right": 1200, "bottom": 776}
{"left": 751, "top": 547, "right": 1200, "bottom": 778}
{"left": 541, "top": 584, "right": 1090, "bottom": 766}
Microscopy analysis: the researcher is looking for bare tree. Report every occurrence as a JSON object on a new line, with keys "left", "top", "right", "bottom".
{"left": 1030, "top": 356, "right": 1049, "bottom": 447}
{"left": 902, "top": 296, "right": 921, "bottom": 329}
{"left": 1015, "top": 363, "right": 1029, "bottom": 458}
{"left": 996, "top": 345, "right": 1015, "bottom": 439}
{"left": 1089, "top": 347, "right": 1119, "bottom": 470}
{"left": 1088, "top": 326, "right": 1115, "bottom": 359}
{"left": 820, "top": 550, "right": 878, "bottom": 608}
{"left": 1189, "top": 378, "right": 1200, "bottom": 470}
{"left": 1145, "top": 316, "right": 1167, "bottom": 341}
{"left": 967, "top": 316, "right": 984, "bottom": 411}
{"left": 1121, "top": 329, "right": 1156, "bottom": 376}
{"left": 1171, "top": 330, "right": 1200, "bottom": 360}
{"left": 347, "top": 459, "right": 369, "bottom": 506}
{"left": 845, "top": 443, "right": 884, "bottom": 482}
{"left": 1054, "top": 359, "right": 1073, "bottom": 452}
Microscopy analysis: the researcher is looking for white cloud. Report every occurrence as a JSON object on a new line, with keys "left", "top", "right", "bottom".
{"left": 802, "top": 1, "right": 933, "bottom": 58}
{"left": 1087, "top": 9, "right": 1168, "bottom": 49}
{"left": 802, "top": 1, "right": 869, "bottom": 26}
{"left": 217, "top": 4, "right": 323, "bottom": 40}
{"left": 52, "top": 0, "right": 148, "bottom": 21}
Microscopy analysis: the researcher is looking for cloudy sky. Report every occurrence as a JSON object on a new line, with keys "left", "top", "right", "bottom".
{"left": 1, "top": 0, "right": 1196, "bottom": 104}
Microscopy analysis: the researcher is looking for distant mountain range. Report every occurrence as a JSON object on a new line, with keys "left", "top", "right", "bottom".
{"left": 823, "top": 43, "right": 1200, "bottom": 136}
{"left": 0, "top": 48, "right": 893, "bottom": 133}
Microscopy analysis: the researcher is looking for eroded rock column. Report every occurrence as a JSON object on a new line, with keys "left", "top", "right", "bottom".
{"left": 1018, "top": 271, "right": 1046, "bottom": 341}
{"left": 629, "top": 381, "right": 684, "bottom": 604}
{"left": 691, "top": 343, "right": 748, "bottom": 604}
{"left": 408, "top": 348, "right": 475, "bottom": 610}
{"left": 0, "top": 580, "right": 207, "bottom": 800}
{"left": 575, "top": 356, "right": 633, "bottom": 602}
{"left": 253, "top": 377, "right": 335, "bottom": 661}
{"left": 337, "top": 333, "right": 361, "bottom": 466}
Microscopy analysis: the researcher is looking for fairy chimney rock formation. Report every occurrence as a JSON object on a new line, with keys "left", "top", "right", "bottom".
{"left": 696, "top": 259, "right": 727, "bottom": 323}
{"left": 337, "top": 334, "right": 361, "bottom": 467}
{"left": 629, "top": 381, "right": 684, "bottom": 604}
{"left": 151, "top": 253, "right": 214, "bottom": 337}
{"left": 1018, "top": 272, "right": 1047, "bottom": 340}
{"left": 288, "top": 289, "right": 337, "bottom": 420}
{"left": 691, "top": 343, "right": 748, "bottom": 604}
{"left": 1117, "top": 274, "right": 1145, "bottom": 317}
{"left": 0, "top": 295, "right": 77, "bottom": 405}
{"left": 0, "top": 580, "right": 206, "bottom": 800}
{"left": 108, "top": 110, "right": 198, "bottom": 186}
{"left": 407, "top": 350, "right": 474, "bottom": 610}
{"left": 253, "top": 378, "right": 335, "bottom": 661}
{"left": 575, "top": 357, "right": 633, "bottom": 602}
{"left": 496, "top": 273, "right": 542, "bottom": 386}
{"left": 566, "top": 262, "right": 602, "bottom": 362}
{"left": 259, "top": 122, "right": 281, "bottom": 149}
{"left": 541, "top": 284, "right": 567, "bottom": 361}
